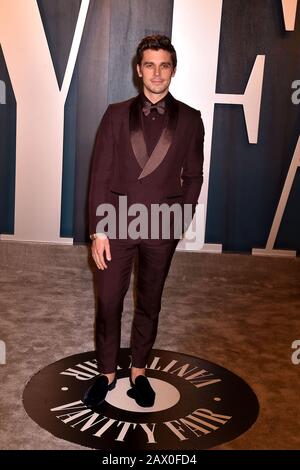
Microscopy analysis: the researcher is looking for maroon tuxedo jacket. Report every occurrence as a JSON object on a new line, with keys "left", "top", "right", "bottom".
{"left": 89, "top": 93, "right": 204, "bottom": 237}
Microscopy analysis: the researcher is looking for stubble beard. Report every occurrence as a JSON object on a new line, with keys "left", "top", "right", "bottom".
{"left": 144, "top": 80, "right": 170, "bottom": 96}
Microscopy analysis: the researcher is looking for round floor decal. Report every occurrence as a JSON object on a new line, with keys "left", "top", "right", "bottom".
{"left": 23, "top": 349, "right": 259, "bottom": 450}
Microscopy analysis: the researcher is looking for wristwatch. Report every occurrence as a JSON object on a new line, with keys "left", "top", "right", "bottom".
{"left": 90, "top": 233, "right": 107, "bottom": 240}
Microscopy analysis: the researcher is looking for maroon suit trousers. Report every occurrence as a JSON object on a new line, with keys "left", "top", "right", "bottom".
{"left": 94, "top": 238, "right": 178, "bottom": 373}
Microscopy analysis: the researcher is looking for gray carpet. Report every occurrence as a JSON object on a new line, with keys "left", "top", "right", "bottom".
{"left": 0, "top": 241, "right": 299, "bottom": 449}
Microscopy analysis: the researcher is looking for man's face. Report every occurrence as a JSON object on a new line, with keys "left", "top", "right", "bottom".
{"left": 137, "top": 49, "right": 176, "bottom": 96}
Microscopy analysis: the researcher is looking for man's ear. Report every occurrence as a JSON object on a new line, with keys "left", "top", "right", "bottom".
{"left": 136, "top": 64, "right": 142, "bottom": 78}
{"left": 172, "top": 67, "right": 177, "bottom": 77}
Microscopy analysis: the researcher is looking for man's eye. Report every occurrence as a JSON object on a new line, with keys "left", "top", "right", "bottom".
{"left": 145, "top": 64, "right": 153, "bottom": 68}
{"left": 161, "top": 64, "right": 171, "bottom": 69}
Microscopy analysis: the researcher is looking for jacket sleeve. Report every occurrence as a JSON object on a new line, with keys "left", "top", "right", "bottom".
{"left": 181, "top": 110, "right": 205, "bottom": 227}
{"left": 88, "top": 105, "right": 114, "bottom": 235}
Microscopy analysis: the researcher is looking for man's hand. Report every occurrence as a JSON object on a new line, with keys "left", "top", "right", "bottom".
{"left": 91, "top": 238, "right": 111, "bottom": 270}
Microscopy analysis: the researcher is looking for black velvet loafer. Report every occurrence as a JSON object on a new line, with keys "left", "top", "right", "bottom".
{"left": 127, "top": 375, "right": 155, "bottom": 407}
{"left": 83, "top": 375, "right": 116, "bottom": 408}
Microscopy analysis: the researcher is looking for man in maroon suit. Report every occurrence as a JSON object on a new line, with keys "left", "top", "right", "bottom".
{"left": 84, "top": 35, "right": 204, "bottom": 408}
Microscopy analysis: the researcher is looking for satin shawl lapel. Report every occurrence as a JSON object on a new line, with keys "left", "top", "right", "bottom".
{"left": 129, "top": 94, "right": 179, "bottom": 180}
{"left": 129, "top": 96, "right": 149, "bottom": 170}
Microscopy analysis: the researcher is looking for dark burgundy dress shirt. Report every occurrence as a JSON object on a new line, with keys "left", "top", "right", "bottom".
{"left": 141, "top": 93, "right": 168, "bottom": 157}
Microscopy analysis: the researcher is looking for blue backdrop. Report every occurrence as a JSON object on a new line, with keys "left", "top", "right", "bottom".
{"left": 0, "top": 0, "right": 299, "bottom": 254}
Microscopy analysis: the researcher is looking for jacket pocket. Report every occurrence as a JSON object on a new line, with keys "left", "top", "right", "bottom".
{"left": 110, "top": 189, "right": 126, "bottom": 196}
{"left": 165, "top": 193, "right": 183, "bottom": 199}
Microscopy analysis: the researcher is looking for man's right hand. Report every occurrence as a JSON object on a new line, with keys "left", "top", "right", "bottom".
{"left": 91, "top": 238, "right": 111, "bottom": 270}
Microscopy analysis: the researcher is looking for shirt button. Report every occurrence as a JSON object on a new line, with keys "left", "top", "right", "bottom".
{"left": 152, "top": 117, "right": 155, "bottom": 120}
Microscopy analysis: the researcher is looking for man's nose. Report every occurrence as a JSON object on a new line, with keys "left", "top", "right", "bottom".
{"left": 154, "top": 66, "right": 160, "bottom": 76}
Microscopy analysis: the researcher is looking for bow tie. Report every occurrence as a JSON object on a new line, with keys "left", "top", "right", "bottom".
{"left": 142, "top": 100, "right": 165, "bottom": 116}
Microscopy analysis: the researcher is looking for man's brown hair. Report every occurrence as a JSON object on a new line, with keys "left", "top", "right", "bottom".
{"left": 136, "top": 35, "right": 177, "bottom": 68}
